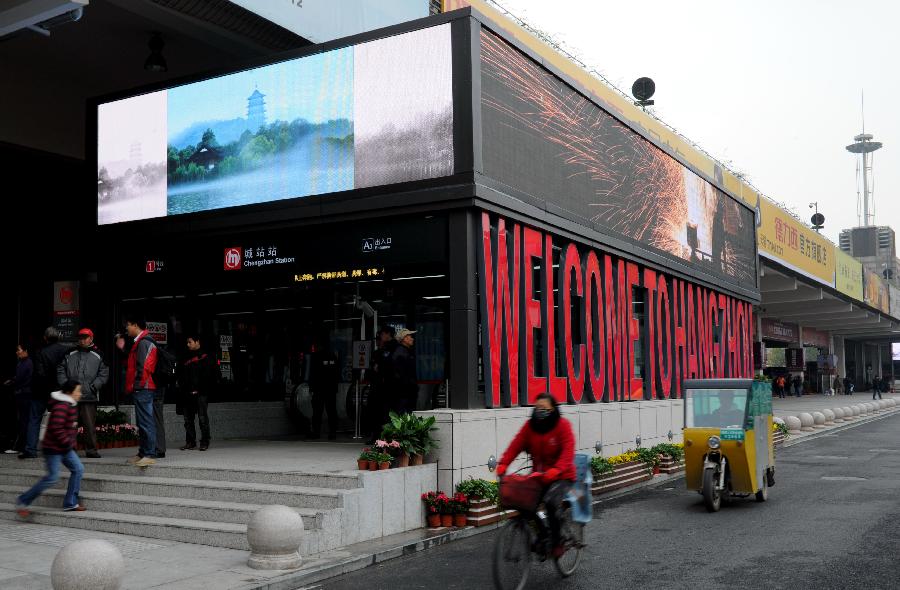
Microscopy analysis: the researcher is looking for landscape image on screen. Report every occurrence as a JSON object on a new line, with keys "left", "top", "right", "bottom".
{"left": 97, "top": 91, "right": 168, "bottom": 225}
{"left": 166, "top": 48, "right": 354, "bottom": 215}
{"left": 96, "top": 24, "right": 454, "bottom": 225}
{"left": 479, "top": 30, "right": 756, "bottom": 286}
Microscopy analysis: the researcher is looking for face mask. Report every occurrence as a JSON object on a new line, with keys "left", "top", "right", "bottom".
{"left": 533, "top": 408, "right": 552, "bottom": 421}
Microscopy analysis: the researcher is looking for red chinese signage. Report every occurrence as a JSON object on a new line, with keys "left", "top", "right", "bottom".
{"left": 224, "top": 247, "right": 242, "bottom": 271}
{"left": 478, "top": 212, "right": 754, "bottom": 408}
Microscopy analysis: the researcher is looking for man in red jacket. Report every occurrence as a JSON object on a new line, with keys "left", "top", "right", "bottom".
{"left": 125, "top": 318, "right": 158, "bottom": 467}
{"left": 16, "top": 380, "right": 86, "bottom": 515}
{"left": 496, "top": 392, "right": 576, "bottom": 557}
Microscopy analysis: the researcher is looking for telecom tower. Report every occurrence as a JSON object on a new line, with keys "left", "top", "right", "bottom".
{"left": 845, "top": 132, "right": 882, "bottom": 227}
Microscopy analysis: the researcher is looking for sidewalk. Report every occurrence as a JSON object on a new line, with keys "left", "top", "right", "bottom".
{"left": 773, "top": 390, "right": 900, "bottom": 419}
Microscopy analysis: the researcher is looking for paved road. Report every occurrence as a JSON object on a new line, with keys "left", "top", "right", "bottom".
{"left": 322, "top": 414, "right": 900, "bottom": 590}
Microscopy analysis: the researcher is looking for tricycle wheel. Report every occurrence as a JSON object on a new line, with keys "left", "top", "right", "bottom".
{"left": 702, "top": 469, "right": 721, "bottom": 512}
{"left": 755, "top": 476, "right": 768, "bottom": 502}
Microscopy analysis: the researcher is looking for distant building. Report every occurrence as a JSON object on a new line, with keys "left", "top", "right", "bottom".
{"left": 188, "top": 146, "right": 223, "bottom": 170}
{"left": 839, "top": 225, "right": 900, "bottom": 287}
{"left": 247, "top": 88, "right": 266, "bottom": 132}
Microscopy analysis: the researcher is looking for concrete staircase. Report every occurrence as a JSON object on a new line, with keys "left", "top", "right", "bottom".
{"left": 0, "top": 457, "right": 361, "bottom": 554}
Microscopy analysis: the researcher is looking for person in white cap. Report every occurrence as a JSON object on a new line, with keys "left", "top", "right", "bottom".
{"left": 390, "top": 329, "right": 418, "bottom": 414}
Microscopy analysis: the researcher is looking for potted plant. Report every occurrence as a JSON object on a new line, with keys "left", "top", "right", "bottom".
{"left": 358, "top": 448, "right": 371, "bottom": 470}
{"left": 635, "top": 447, "right": 662, "bottom": 475}
{"left": 411, "top": 414, "right": 438, "bottom": 465}
{"left": 451, "top": 492, "right": 469, "bottom": 527}
{"left": 456, "top": 478, "right": 500, "bottom": 504}
{"left": 381, "top": 413, "right": 418, "bottom": 464}
{"left": 438, "top": 492, "right": 453, "bottom": 527}
{"left": 375, "top": 439, "right": 404, "bottom": 466}
{"left": 375, "top": 451, "right": 393, "bottom": 470}
{"left": 421, "top": 491, "right": 445, "bottom": 528}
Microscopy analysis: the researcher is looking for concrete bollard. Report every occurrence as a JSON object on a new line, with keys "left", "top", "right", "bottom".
{"left": 881, "top": 400, "right": 891, "bottom": 409}
{"left": 247, "top": 505, "right": 304, "bottom": 570}
{"left": 784, "top": 415, "right": 802, "bottom": 434}
{"left": 798, "top": 413, "right": 815, "bottom": 432}
{"left": 841, "top": 406, "right": 855, "bottom": 420}
{"left": 850, "top": 405, "right": 862, "bottom": 417}
{"left": 51, "top": 539, "right": 124, "bottom": 590}
{"left": 831, "top": 407, "right": 845, "bottom": 422}
{"left": 822, "top": 408, "right": 835, "bottom": 425}
{"left": 811, "top": 412, "right": 827, "bottom": 428}
{"left": 887, "top": 399, "right": 897, "bottom": 408}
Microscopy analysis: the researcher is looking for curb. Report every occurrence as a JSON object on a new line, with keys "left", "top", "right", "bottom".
{"left": 240, "top": 407, "right": 900, "bottom": 589}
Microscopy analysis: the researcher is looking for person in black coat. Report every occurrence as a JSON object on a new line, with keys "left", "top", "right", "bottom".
{"left": 367, "top": 326, "right": 396, "bottom": 443}
{"left": 179, "top": 334, "right": 219, "bottom": 451}
{"left": 3, "top": 343, "right": 33, "bottom": 454}
{"left": 309, "top": 343, "right": 340, "bottom": 440}
{"left": 390, "top": 328, "right": 418, "bottom": 414}
{"left": 22, "top": 328, "right": 68, "bottom": 459}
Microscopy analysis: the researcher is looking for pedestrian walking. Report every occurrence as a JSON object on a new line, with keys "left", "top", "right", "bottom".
{"left": 390, "top": 328, "right": 418, "bottom": 414}
{"left": 775, "top": 375, "right": 786, "bottom": 399}
{"left": 792, "top": 374, "right": 802, "bottom": 397}
{"left": 124, "top": 318, "right": 158, "bottom": 468}
{"left": 57, "top": 328, "right": 108, "bottom": 458}
{"left": 4, "top": 344, "right": 33, "bottom": 454}
{"left": 844, "top": 376, "right": 854, "bottom": 395}
{"left": 309, "top": 342, "right": 340, "bottom": 440}
{"left": 872, "top": 376, "right": 883, "bottom": 400}
{"left": 15, "top": 380, "right": 86, "bottom": 516}
{"left": 21, "top": 328, "right": 68, "bottom": 460}
{"left": 179, "top": 334, "right": 217, "bottom": 451}
{"left": 833, "top": 374, "right": 843, "bottom": 395}
{"left": 366, "top": 326, "right": 396, "bottom": 443}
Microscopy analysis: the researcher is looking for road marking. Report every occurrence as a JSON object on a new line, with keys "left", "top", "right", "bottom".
{"left": 869, "top": 449, "right": 900, "bottom": 453}
{"left": 820, "top": 476, "right": 867, "bottom": 481}
{"left": 811, "top": 455, "right": 849, "bottom": 460}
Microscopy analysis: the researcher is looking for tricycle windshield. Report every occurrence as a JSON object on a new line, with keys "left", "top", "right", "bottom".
{"left": 685, "top": 388, "right": 748, "bottom": 429}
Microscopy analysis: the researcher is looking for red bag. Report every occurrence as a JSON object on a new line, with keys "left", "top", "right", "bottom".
{"left": 499, "top": 474, "right": 544, "bottom": 512}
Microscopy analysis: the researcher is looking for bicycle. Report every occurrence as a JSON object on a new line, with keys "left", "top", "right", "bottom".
{"left": 492, "top": 473, "right": 586, "bottom": 590}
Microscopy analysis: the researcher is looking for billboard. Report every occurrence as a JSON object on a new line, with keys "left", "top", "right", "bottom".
{"left": 450, "top": 1, "right": 848, "bottom": 291}
{"left": 756, "top": 197, "right": 835, "bottom": 285}
{"left": 479, "top": 30, "right": 756, "bottom": 289}
{"left": 835, "top": 249, "right": 864, "bottom": 301}
{"left": 97, "top": 24, "right": 453, "bottom": 225}
{"left": 229, "top": 0, "right": 430, "bottom": 44}
{"left": 890, "top": 285, "right": 900, "bottom": 319}
{"left": 864, "top": 270, "right": 890, "bottom": 314}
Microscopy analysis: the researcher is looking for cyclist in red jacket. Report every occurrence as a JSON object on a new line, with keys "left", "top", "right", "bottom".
{"left": 496, "top": 392, "right": 576, "bottom": 557}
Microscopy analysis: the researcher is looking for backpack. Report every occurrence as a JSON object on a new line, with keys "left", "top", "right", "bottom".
{"left": 153, "top": 343, "right": 177, "bottom": 387}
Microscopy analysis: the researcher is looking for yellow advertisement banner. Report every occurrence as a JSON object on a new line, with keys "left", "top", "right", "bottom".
{"left": 834, "top": 249, "right": 863, "bottom": 301}
{"left": 864, "top": 270, "right": 890, "bottom": 314}
{"left": 755, "top": 198, "right": 834, "bottom": 284}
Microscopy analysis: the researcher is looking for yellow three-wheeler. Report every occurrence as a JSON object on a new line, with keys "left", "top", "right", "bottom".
{"left": 682, "top": 379, "right": 775, "bottom": 512}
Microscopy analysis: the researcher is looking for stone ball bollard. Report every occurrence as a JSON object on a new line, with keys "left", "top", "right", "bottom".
{"left": 831, "top": 407, "right": 845, "bottom": 422}
{"left": 841, "top": 406, "right": 855, "bottom": 420}
{"left": 811, "top": 412, "right": 827, "bottom": 428}
{"left": 784, "top": 415, "right": 802, "bottom": 433}
{"left": 51, "top": 539, "right": 124, "bottom": 590}
{"left": 887, "top": 399, "right": 897, "bottom": 408}
{"left": 850, "top": 405, "right": 861, "bottom": 417}
{"left": 247, "top": 505, "right": 304, "bottom": 570}
{"left": 822, "top": 408, "right": 835, "bottom": 425}
{"left": 798, "top": 413, "right": 815, "bottom": 432}
{"left": 881, "top": 400, "right": 891, "bottom": 409}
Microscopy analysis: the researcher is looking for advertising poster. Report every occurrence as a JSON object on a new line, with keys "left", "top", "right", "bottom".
{"left": 52, "top": 281, "right": 80, "bottom": 343}
{"left": 98, "top": 24, "right": 453, "bottom": 225}
{"left": 756, "top": 197, "right": 834, "bottom": 285}
{"left": 891, "top": 285, "right": 900, "bottom": 319}
{"left": 146, "top": 321, "right": 168, "bottom": 345}
{"left": 834, "top": 249, "right": 864, "bottom": 301}
{"left": 865, "top": 270, "right": 890, "bottom": 314}
{"left": 480, "top": 30, "right": 756, "bottom": 289}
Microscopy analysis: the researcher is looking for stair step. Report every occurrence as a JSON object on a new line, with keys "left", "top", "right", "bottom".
{"left": 0, "top": 485, "right": 322, "bottom": 528}
{"left": 72, "top": 459, "right": 363, "bottom": 490}
{"left": 0, "top": 469, "right": 343, "bottom": 510}
{"left": 0, "top": 502, "right": 251, "bottom": 550}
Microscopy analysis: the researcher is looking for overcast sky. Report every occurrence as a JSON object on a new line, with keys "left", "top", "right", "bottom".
{"left": 503, "top": 0, "right": 897, "bottom": 244}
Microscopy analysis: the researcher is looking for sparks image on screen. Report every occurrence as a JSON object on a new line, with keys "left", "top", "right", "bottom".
{"left": 96, "top": 23, "right": 454, "bottom": 225}
{"left": 479, "top": 30, "right": 756, "bottom": 286}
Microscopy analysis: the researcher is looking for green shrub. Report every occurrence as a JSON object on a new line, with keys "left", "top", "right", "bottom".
{"left": 455, "top": 478, "right": 499, "bottom": 505}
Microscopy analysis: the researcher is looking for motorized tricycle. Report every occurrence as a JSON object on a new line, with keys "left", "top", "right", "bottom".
{"left": 683, "top": 379, "right": 775, "bottom": 512}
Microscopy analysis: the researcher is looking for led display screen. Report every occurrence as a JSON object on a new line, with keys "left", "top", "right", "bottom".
{"left": 97, "top": 24, "right": 453, "bottom": 225}
{"left": 479, "top": 30, "right": 756, "bottom": 288}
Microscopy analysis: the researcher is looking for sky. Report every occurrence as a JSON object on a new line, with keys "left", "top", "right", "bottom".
{"left": 166, "top": 47, "right": 354, "bottom": 137}
{"left": 502, "top": 0, "right": 898, "bottom": 244}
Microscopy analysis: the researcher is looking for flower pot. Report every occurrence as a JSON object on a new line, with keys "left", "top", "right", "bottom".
{"left": 398, "top": 453, "right": 410, "bottom": 467}
{"left": 411, "top": 454, "right": 423, "bottom": 466}
{"left": 652, "top": 466, "right": 660, "bottom": 475}
{"left": 368, "top": 460, "right": 378, "bottom": 471}
{"left": 440, "top": 514, "right": 453, "bottom": 528}
{"left": 427, "top": 513, "right": 441, "bottom": 528}
{"left": 453, "top": 514, "right": 468, "bottom": 528}
{"left": 379, "top": 461, "right": 391, "bottom": 470}
{"left": 357, "top": 460, "right": 369, "bottom": 470}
